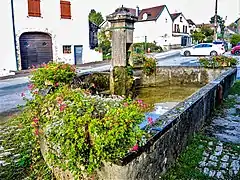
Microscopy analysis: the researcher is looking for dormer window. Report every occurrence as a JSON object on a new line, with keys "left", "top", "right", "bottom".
{"left": 180, "top": 17, "right": 183, "bottom": 22}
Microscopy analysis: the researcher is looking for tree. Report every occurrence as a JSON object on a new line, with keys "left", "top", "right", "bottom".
{"left": 200, "top": 26, "right": 214, "bottom": 37}
{"left": 88, "top": 9, "right": 104, "bottom": 26}
{"left": 230, "top": 34, "right": 240, "bottom": 46}
{"left": 210, "top": 15, "right": 225, "bottom": 37}
{"left": 191, "top": 31, "right": 206, "bottom": 43}
{"left": 97, "top": 28, "right": 112, "bottom": 58}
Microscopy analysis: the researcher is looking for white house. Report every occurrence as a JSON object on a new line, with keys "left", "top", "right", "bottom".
{"left": 170, "top": 12, "right": 192, "bottom": 47}
{"left": 2, "top": 0, "right": 102, "bottom": 71}
{"left": 133, "top": 5, "right": 173, "bottom": 48}
{"left": 187, "top": 19, "right": 196, "bottom": 34}
{"left": 1, "top": 1, "right": 17, "bottom": 71}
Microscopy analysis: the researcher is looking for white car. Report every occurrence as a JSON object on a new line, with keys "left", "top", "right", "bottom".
{"left": 181, "top": 43, "right": 225, "bottom": 56}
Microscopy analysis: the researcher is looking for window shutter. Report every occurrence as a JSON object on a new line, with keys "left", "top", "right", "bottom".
{"left": 60, "top": 1, "right": 71, "bottom": 19}
{"left": 28, "top": 0, "right": 41, "bottom": 17}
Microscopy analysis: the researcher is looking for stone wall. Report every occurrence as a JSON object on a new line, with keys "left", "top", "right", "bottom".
{"left": 135, "top": 66, "right": 230, "bottom": 87}
{"left": 97, "top": 68, "right": 237, "bottom": 180}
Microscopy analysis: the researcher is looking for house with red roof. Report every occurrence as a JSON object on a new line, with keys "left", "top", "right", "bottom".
{"left": 134, "top": 5, "right": 173, "bottom": 49}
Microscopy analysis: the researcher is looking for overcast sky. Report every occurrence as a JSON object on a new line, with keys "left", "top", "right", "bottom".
{"left": 90, "top": 0, "right": 240, "bottom": 25}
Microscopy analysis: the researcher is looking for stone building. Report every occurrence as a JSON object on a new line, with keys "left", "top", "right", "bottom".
{"left": 1, "top": 0, "right": 102, "bottom": 71}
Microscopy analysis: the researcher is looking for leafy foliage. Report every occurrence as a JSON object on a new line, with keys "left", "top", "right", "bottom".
{"left": 97, "top": 28, "right": 111, "bottom": 60}
{"left": 210, "top": 15, "right": 225, "bottom": 36}
{"left": 230, "top": 34, "right": 240, "bottom": 46}
{"left": 88, "top": 9, "right": 104, "bottom": 26}
{"left": 132, "top": 42, "right": 163, "bottom": 53}
{"left": 191, "top": 31, "right": 206, "bottom": 43}
{"left": 143, "top": 57, "right": 157, "bottom": 76}
{"left": 4, "top": 62, "right": 149, "bottom": 178}
{"left": 199, "top": 55, "right": 238, "bottom": 68}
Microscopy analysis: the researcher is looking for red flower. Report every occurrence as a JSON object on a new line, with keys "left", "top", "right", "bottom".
{"left": 60, "top": 104, "right": 67, "bottom": 112}
{"left": 33, "top": 117, "right": 39, "bottom": 123}
{"left": 148, "top": 117, "right": 154, "bottom": 125}
{"left": 131, "top": 144, "right": 139, "bottom": 151}
{"left": 34, "top": 129, "right": 39, "bottom": 136}
{"left": 33, "top": 90, "right": 39, "bottom": 94}
{"left": 21, "top": 92, "right": 25, "bottom": 97}
{"left": 55, "top": 82, "right": 59, "bottom": 87}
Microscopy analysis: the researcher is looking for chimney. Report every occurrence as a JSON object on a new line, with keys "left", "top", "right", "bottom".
{"left": 136, "top": 6, "right": 140, "bottom": 16}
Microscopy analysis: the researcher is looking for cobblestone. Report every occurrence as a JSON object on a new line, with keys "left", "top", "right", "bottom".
{"left": 221, "top": 155, "right": 229, "bottom": 162}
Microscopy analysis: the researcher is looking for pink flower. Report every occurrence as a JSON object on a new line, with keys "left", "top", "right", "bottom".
{"left": 55, "top": 82, "right": 59, "bottom": 87}
{"left": 21, "top": 92, "right": 25, "bottom": 97}
{"left": 60, "top": 104, "right": 67, "bottom": 112}
{"left": 34, "top": 129, "right": 39, "bottom": 136}
{"left": 131, "top": 144, "right": 139, "bottom": 151}
{"left": 123, "top": 102, "right": 128, "bottom": 107}
{"left": 137, "top": 99, "right": 143, "bottom": 104}
{"left": 147, "top": 117, "right": 154, "bottom": 125}
{"left": 33, "top": 117, "right": 39, "bottom": 123}
{"left": 28, "top": 83, "right": 34, "bottom": 90}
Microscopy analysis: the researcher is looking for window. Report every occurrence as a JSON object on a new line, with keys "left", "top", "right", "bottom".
{"left": 165, "top": 18, "right": 168, "bottom": 23}
{"left": 194, "top": 44, "right": 203, "bottom": 48}
{"left": 180, "top": 17, "right": 183, "bottom": 22}
{"left": 28, "top": 0, "right": 41, "bottom": 17}
{"left": 63, "top": 45, "right": 71, "bottom": 54}
{"left": 60, "top": 0, "right": 71, "bottom": 19}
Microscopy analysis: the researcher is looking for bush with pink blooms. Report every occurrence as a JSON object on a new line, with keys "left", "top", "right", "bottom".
{"left": 4, "top": 62, "right": 154, "bottom": 179}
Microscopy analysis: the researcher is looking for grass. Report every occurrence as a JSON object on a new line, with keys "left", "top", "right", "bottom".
{"left": 229, "top": 80, "right": 240, "bottom": 96}
{"left": 160, "top": 134, "right": 215, "bottom": 180}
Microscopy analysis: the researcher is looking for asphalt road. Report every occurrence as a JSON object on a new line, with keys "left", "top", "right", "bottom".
{"left": 0, "top": 53, "right": 239, "bottom": 114}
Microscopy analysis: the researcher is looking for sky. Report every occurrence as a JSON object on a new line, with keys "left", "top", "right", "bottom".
{"left": 90, "top": 0, "right": 240, "bottom": 25}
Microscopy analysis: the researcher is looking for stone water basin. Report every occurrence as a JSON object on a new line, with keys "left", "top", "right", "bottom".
{"left": 136, "top": 85, "right": 203, "bottom": 130}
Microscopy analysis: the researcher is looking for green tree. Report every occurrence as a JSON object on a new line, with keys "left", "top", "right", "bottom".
{"left": 230, "top": 34, "right": 240, "bottom": 46}
{"left": 200, "top": 26, "right": 214, "bottom": 37}
{"left": 88, "top": 9, "right": 104, "bottom": 26}
{"left": 210, "top": 15, "right": 225, "bottom": 37}
{"left": 191, "top": 31, "right": 206, "bottom": 43}
{"left": 97, "top": 28, "right": 112, "bottom": 59}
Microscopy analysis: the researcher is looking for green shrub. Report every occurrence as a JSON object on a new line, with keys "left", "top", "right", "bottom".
{"left": 143, "top": 57, "right": 157, "bottom": 76}
{"left": 199, "top": 55, "right": 238, "bottom": 68}
{"left": 132, "top": 42, "right": 163, "bottom": 53}
{"left": 230, "top": 34, "right": 240, "bottom": 46}
{"left": 6, "top": 62, "right": 149, "bottom": 178}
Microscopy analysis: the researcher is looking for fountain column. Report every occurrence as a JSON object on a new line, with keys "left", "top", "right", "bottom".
{"left": 106, "top": 6, "right": 138, "bottom": 95}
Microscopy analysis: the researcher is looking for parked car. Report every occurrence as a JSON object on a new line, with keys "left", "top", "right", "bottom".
{"left": 181, "top": 43, "right": 224, "bottom": 56}
{"left": 213, "top": 41, "right": 228, "bottom": 51}
{"left": 231, "top": 45, "right": 240, "bottom": 55}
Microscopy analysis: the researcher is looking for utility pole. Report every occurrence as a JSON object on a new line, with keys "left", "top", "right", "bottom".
{"left": 214, "top": 0, "right": 218, "bottom": 41}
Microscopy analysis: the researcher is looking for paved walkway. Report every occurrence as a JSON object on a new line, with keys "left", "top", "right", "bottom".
{"left": 197, "top": 94, "right": 240, "bottom": 179}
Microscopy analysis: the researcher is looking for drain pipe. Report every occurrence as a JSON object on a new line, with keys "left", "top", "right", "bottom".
{"left": 10, "top": 0, "right": 18, "bottom": 71}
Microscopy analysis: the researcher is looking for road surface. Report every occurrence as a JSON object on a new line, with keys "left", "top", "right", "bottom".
{"left": 0, "top": 53, "right": 239, "bottom": 114}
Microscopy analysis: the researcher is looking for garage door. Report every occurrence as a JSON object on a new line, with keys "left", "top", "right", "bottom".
{"left": 19, "top": 32, "right": 53, "bottom": 70}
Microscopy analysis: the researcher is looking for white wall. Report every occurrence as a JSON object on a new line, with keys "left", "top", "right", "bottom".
{"left": 13, "top": 0, "right": 102, "bottom": 69}
{"left": 133, "top": 7, "right": 172, "bottom": 46}
{"left": 0, "top": 1, "right": 17, "bottom": 71}
{"left": 173, "top": 14, "right": 190, "bottom": 34}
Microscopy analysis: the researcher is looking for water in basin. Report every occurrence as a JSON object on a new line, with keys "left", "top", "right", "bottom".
{"left": 136, "top": 85, "right": 202, "bottom": 129}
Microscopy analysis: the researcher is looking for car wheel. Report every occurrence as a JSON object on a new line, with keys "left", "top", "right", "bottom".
{"left": 184, "top": 51, "right": 190, "bottom": 56}
{"left": 235, "top": 50, "right": 240, "bottom": 56}
{"left": 210, "top": 51, "right": 217, "bottom": 56}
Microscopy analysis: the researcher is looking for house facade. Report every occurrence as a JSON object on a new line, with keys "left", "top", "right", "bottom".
{"left": 133, "top": 5, "right": 173, "bottom": 48}
{"left": 2, "top": 0, "right": 102, "bottom": 71}
{"left": 187, "top": 19, "right": 196, "bottom": 34}
{"left": 1, "top": 1, "right": 17, "bottom": 71}
{"left": 170, "top": 12, "right": 192, "bottom": 47}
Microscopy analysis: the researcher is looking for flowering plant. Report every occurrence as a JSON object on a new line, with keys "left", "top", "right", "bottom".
{"left": 143, "top": 56, "right": 157, "bottom": 76}
{"left": 199, "top": 55, "right": 238, "bottom": 68}
{"left": 5, "top": 62, "right": 150, "bottom": 178}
